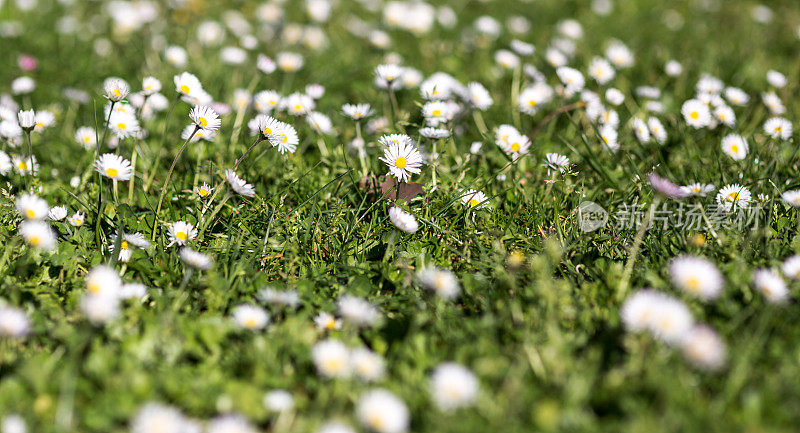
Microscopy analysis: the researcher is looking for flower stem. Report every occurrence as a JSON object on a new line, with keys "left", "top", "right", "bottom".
{"left": 94, "top": 101, "right": 116, "bottom": 248}
{"left": 152, "top": 126, "right": 199, "bottom": 241}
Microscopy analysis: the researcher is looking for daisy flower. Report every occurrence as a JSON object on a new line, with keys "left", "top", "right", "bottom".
{"left": 17, "top": 109, "right": 34, "bottom": 130}
{"left": 605, "top": 41, "right": 634, "bottom": 68}
{"left": 599, "top": 125, "right": 619, "bottom": 151}
{"left": 716, "top": 184, "right": 752, "bottom": 211}
{"left": 263, "top": 390, "right": 294, "bottom": 412}
{"left": 307, "top": 111, "right": 333, "bottom": 134}
{"left": 518, "top": 83, "right": 553, "bottom": 115}
{"left": 669, "top": 256, "right": 723, "bottom": 300}
{"left": 781, "top": 190, "right": 800, "bottom": 207}
{"left": 356, "top": 389, "right": 409, "bottom": 433}
{"left": 15, "top": 193, "right": 48, "bottom": 220}
{"left": 620, "top": 289, "right": 663, "bottom": 332}
{"left": 416, "top": 267, "right": 460, "bottom": 299}
{"left": 762, "top": 91, "right": 785, "bottom": 115}
{"left": 375, "top": 64, "right": 404, "bottom": 83}
{"left": 223, "top": 169, "right": 255, "bottom": 197}
{"left": 752, "top": 269, "right": 789, "bottom": 304}
{"left": 543, "top": 153, "right": 570, "bottom": 174}
{"left": 680, "top": 183, "right": 715, "bottom": 197}
{"left": 257, "top": 54, "right": 276, "bottom": 74}
{"left": 253, "top": 90, "right": 282, "bottom": 113}
{"left": 430, "top": 363, "right": 479, "bottom": 411}
{"left": 419, "top": 127, "right": 450, "bottom": 139}
{"left": 267, "top": 122, "right": 299, "bottom": 154}
{"left": 498, "top": 132, "right": 530, "bottom": 159}
{"left": 588, "top": 57, "right": 615, "bottom": 85}
{"left": 276, "top": 52, "right": 304, "bottom": 72}
{"left": 632, "top": 118, "right": 651, "bottom": 143}
{"left": 178, "top": 248, "right": 212, "bottom": 270}
{"left": 467, "top": 82, "right": 493, "bottom": 110}
{"left": 75, "top": 126, "right": 97, "bottom": 149}
{"left": 342, "top": 103, "right": 374, "bottom": 120}
{"left": 85, "top": 265, "right": 122, "bottom": 297}
{"left": 69, "top": 211, "right": 85, "bottom": 227}
{"left": 388, "top": 207, "right": 419, "bottom": 234}
{"left": 713, "top": 105, "right": 735, "bottom": 127}
{"left": 281, "top": 92, "right": 315, "bottom": 115}
{"left": 494, "top": 49, "right": 520, "bottom": 69}
{"left": 314, "top": 312, "right": 341, "bottom": 331}
{"left": 763, "top": 117, "right": 792, "bottom": 140}
{"left": 556, "top": 66, "right": 585, "bottom": 95}
{"left": 665, "top": 60, "right": 683, "bottom": 76}
{"left": 48, "top": 206, "right": 67, "bottom": 221}
{"left": 649, "top": 295, "right": 694, "bottom": 345}
{"left": 189, "top": 105, "right": 221, "bottom": 131}
{"left": 0, "top": 306, "right": 30, "bottom": 337}
{"left": 196, "top": 183, "right": 213, "bottom": 198}
{"left": 461, "top": 189, "right": 488, "bottom": 208}
{"left": 32, "top": 111, "right": 55, "bottom": 133}
{"left": 766, "top": 70, "right": 787, "bottom": 88}
{"left": 351, "top": 348, "right": 385, "bottom": 382}
{"left": 182, "top": 124, "right": 215, "bottom": 142}
{"left": 168, "top": 221, "right": 197, "bottom": 245}
{"left": 720, "top": 134, "right": 748, "bottom": 160}
{"left": 232, "top": 304, "right": 270, "bottom": 330}
{"left": 724, "top": 87, "right": 749, "bottom": 106}
{"left": 680, "top": 326, "right": 727, "bottom": 371}
{"left": 781, "top": 255, "right": 800, "bottom": 279}
{"left": 174, "top": 72, "right": 203, "bottom": 98}
{"left": 81, "top": 294, "right": 120, "bottom": 325}
{"left": 108, "top": 111, "right": 139, "bottom": 138}
{"left": 605, "top": 88, "right": 625, "bottom": 106}
{"left": 104, "top": 78, "right": 130, "bottom": 102}
{"left": 681, "top": 99, "right": 711, "bottom": 128}
{"left": 12, "top": 155, "right": 38, "bottom": 175}
{"left": 337, "top": 295, "right": 380, "bottom": 327}
{"left": 141, "top": 76, "right": 161, "bottom": 96}
{"left": 379, "top": 138, "right": 425, "bottom": 182}
{"left": 647, "top": 117, "right": 667, "bottom": 143}
{"left": 94, "top": 153, "right": 133, "bottom": 181}
{"left": 312, "top": 339, "right": 351, "bottom": 378}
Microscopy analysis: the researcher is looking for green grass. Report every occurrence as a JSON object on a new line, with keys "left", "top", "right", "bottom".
{"left": 3, "top": 0, "right": 800, "bottom": 432}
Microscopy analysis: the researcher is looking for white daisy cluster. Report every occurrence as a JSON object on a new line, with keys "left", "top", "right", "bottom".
{"left": 622, "top": 289, "right": 726, "bottom": 371}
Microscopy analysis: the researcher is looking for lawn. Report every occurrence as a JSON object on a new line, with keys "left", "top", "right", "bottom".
{"left": 2, "top": 0, "right": 800, "bottom": 432}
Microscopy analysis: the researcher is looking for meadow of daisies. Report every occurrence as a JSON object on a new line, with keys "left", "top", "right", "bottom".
{"left": 4, "top": 0, "right": 800, "bottom": 431}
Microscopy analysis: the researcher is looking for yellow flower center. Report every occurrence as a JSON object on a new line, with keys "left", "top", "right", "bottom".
{"left": 432, "top": 109, "right": 442, "bottom": 116}
{"left": 245, "top": 318, "right": 257, "bottom": 328}
{"left": 510, "top": 142, "right": 520, "bottom": 152}
{"left": 199, "top": 188, "right": 209, "bottom": 197}
{"left": 280, "top": 134, "right": 288, "bottom": 143}
{"left": 686, "top": 277, "right": 700, "bottom": 292}
{"left": 324, "top": 358, "right": 343, "bottom": 372}
{"left": 88, "top": 281, "right": 100, "bottom": 293}
{"left": 726, "top": 192, "right": 739, "bottom": 202}
{"left": 368, "top": 414, "right": 386, "bottom": 430}
{"left": 198, "top": 117, "right": 207, "bottom": 127}
{"left": 294, "top": 104, "right": 303, "bottom": 111}
{"left": 468, "top": 198, "right": 479, "bottom": 207}
{"left": 528, "top": 100, "right": 537, "bottom": 107}
{"left": 117, "top": 123, "right": 126, "bottom": 130}
{"left": 180, "top": 84, "right": 190, "bottom": 94}
{"left": 731, "top": 145, "right": 738, "bottom": 153}
{"left": 29, "top": 236, "right": 41, "bottom": 246}
{"left": 73, "top": 218, "right": 82, "bottom": 226}
{"left": 395, "top": 157, "right": 407, "bottom": 169}
{"left": 324, "top": 319, "right": 336, "bottom": 329}
{"left": 106, "top": 168, "right": 119, "bottom": 177}
{"left": 83, "top": 136, "right": 91, "bottom": 143}
{"left": 263, "top": 127, "right": 272, "bottom": 135}
{"left": 113, "top": 89, "right": 120, "bottom": 97}
{"left": 25, "top": 209, "right": 36, "bottom": 219}
{"left": 690, "top": 111, "right": 699, "bottom": 120}
{"left": 176, "top": 231, "right": 188, "bottom": 240}
{"left": 120, "top": 240, "right": 129, "bottom": 249}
